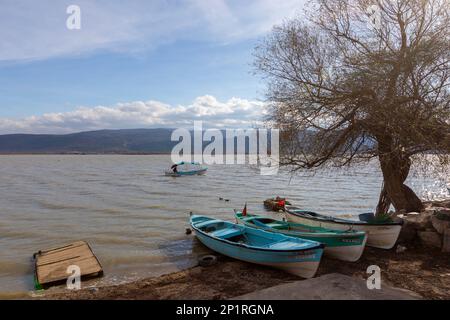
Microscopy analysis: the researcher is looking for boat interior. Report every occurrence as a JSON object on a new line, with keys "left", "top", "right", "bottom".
{"left": 237, "top": 213, "right": 361, "bottom": 235}
{"left": 287, "top": 207, "right": 323, "bottom": 217}
{"left": 195, "top": 219, "right": 246, "bottom": 242}
{"left": 288, "top": 207, "right": 376, "bottom": 224}
{"left": 193, "top": 217, "right": 311, "bottom": 249}
{"left": 250, "top": 218, "right": 319, "bottom": 233}
{"left": 238, "top": 213, "right": 320, "bottom": 232}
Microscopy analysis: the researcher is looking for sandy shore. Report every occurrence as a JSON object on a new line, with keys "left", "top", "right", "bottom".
{"left": 39, "top": 245, "right": 450, "bottom": 300}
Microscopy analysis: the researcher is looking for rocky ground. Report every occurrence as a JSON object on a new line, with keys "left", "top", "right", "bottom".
{"left": 36, "top": 199, "right": 450, "bottom": 300}
{"left": 39, "top": 244, "right": 450, "bottom": 300}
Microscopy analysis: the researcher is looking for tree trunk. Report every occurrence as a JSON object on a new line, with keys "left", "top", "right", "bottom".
{"left": 376, "top": 183, "right": 391, "bottom": 215}
{"left": 377, "top": 152, "right": 424, "bottom": 213}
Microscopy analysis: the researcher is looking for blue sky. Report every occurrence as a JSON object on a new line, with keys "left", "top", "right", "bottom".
{"left": 0, "top": 0, "right": 305, "bottom": 133}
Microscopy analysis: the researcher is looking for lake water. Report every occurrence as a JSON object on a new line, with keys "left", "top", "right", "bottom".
{"left": 0, "top": 155, "right": 447, "bottom": 297}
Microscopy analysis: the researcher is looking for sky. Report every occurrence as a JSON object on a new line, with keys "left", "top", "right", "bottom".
{"left": 0, "top": 0, "right": 306, "bottom": 134}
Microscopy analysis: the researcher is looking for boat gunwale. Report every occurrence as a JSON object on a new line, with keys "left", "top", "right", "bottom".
{"left": 235, "top": 212, "right": 366, "bottom": 239}
{"left": 165, "top": 168, "right": 207, "bottom": 176}
{"left": 191, "top": 216, "right": 325, "bottom": 253}
{"left": 285, "top": 206, "right": 404, "bottom": 226}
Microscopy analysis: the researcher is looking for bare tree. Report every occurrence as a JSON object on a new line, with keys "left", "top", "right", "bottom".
{"left": 255, "top": 0, "right": 450, "bottom": 214}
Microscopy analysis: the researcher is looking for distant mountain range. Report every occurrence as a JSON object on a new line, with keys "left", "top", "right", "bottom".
{"left": 0, "top": 129, "right": 177, "bottom": 154}
{"left": 0, "top": 128, "right": 270, "bottom": 154}
{"left": 0, "top": 128, "right": 372, "bottom": 154}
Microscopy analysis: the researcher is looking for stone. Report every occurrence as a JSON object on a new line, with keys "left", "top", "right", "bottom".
{"left": 398, "top": 211, "right": 428, "bottom": 244}
{"left": 435, "top": 200, "right": 450, "bottom": 209}
{"left": 423, "top": 200, "right": 450, "bottom": 209}
{"left": 418, "top": 231, "right": 442, "bottom": 248}
{"left": 396, "top": 245, "right": 407, "bottom": 253}
{"left": 398, "top": 223, "right": 417, "bottom": 244}
{"left": 443, "top": 228, "right": 450, "bottom": 253}
{"left": 431, "top": 210, "right": 450, "bottom": 234}
{"left": 234, "top": 273, "right": 420, "bottom": 300}
{"left": 402, "top": 210, "right": 433, "bottom": 230}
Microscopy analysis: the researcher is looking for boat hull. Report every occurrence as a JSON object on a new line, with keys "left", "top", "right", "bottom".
{"left": 165, "top": 168, "right": 207, "bottom": 176}
{"left": 284, "top": 211, "right": 401, "bottom": 249}
{"left": 280, "top": 232, "right": 367, "bottom": 262}
{"left": 194, "top": 229, "right": 322, "bottom": 278}
{"left": 323, "top": 236, "right": 367, "bottom": 261}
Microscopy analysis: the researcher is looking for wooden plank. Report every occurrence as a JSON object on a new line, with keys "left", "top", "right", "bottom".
{"left": 37, "top": 257, "right": 102, "bottom": 284}
{"left": 37, "top": 244, "right": 92, "bottom": 266}
{"left": 37, "top": 241, "right": 86, "bottom": 256}
{"left": 34, "top": 241, "right": 103, "bottom": 287}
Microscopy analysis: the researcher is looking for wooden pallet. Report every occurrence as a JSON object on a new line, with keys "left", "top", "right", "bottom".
{"left": 34, "top": 241, "right": 103, "bottom": 288}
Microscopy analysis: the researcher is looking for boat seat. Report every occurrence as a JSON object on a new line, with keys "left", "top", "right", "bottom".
{"left": 195, "top": 219, "right": 223, "bottom": 229}
{"left": 211, "top": 228, "right": 242, "bottom": 239}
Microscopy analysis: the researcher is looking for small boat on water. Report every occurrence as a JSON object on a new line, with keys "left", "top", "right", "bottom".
{"left": 263, "top": 197, "right": 291, "bottom": 212}
{"left": 284, "top": 206, "right": 403, "bottom": 249}
{"left": 190, "top": 215, "right": 324, "bottom": 278}
{"left": 165, "top": 161, "right": 207, "bottom": 177}
{"left": 235, "top": 211, "right": 367, "bottom": 262}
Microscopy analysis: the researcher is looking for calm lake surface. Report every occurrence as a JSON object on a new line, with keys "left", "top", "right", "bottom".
{"left": 0, "top": 155, "right": 447, "bottom": 296}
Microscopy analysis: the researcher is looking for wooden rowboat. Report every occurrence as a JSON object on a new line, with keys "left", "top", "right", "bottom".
{"left": 235, "top": 211, "right": 367, "bottom": 262}
{"left": 285, "top": 206, "right": 403, "bottom": 249}
{"left": 190, "top": 215, "right": 324, "bottom": 278}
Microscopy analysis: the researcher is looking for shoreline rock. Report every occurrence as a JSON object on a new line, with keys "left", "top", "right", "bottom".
{"left": 431, "top": 209, "right": 450, "bottom": 234}
{"left": 398, "top": 199, "right": 450, "bottom": 251}
{"left": 443, "top": 229, "right": 450, "bottom": 253}
{"left": 418, "top": 231, "right": 442, "bottom": 248}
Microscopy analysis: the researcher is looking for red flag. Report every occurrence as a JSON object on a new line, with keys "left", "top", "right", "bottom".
{"left": 242, "top": 203, "right": 247, "bottom": 216}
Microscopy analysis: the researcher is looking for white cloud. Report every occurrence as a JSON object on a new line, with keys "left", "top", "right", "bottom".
{"left": 0, "top": 95, "right": 268, "bottom": 134}
{"left": 0, "top": 0, "right": 304, "bottom": 62}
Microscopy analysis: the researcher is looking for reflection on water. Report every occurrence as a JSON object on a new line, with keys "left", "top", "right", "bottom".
{"left": 0, "top": 154, "right": 447, "bottom": 295}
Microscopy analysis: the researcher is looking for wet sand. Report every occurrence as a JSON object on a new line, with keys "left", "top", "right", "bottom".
{"left": 38, "top": 245, "right": 450, "bottom": 300}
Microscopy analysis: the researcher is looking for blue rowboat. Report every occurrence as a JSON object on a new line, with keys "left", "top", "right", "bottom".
{"left": 165, "top": 162, "right": 207, "bottom": 177}
{"left": 190, "top": 215, "right": 324, "bottom": 278}
{"left": 235, "top": 211, "right": 367, "bottom": 262}
{"left": 285, "top": 205, "right": 403, "bottom": 249}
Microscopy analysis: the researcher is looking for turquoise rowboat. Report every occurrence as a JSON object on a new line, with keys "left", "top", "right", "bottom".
{"left": 165, "top": 161, "right": 207, "bottom": 177}
{"left": 235, "top": 212, "right": 367, "bottom": 262}
{"left": 285, "top": 206, "right": 403, "bottom": 249}
{"left": 190, "top": 215, "right": 324, "bottom": 278}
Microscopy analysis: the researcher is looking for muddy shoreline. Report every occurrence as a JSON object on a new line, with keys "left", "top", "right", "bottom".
{"left": 38, "top": 245, "right": 450, "bottom": 300}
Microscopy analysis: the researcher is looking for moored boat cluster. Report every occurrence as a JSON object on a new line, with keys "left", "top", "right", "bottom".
{"left": 190, "top": 197, "right": 404, "bottom": 279}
